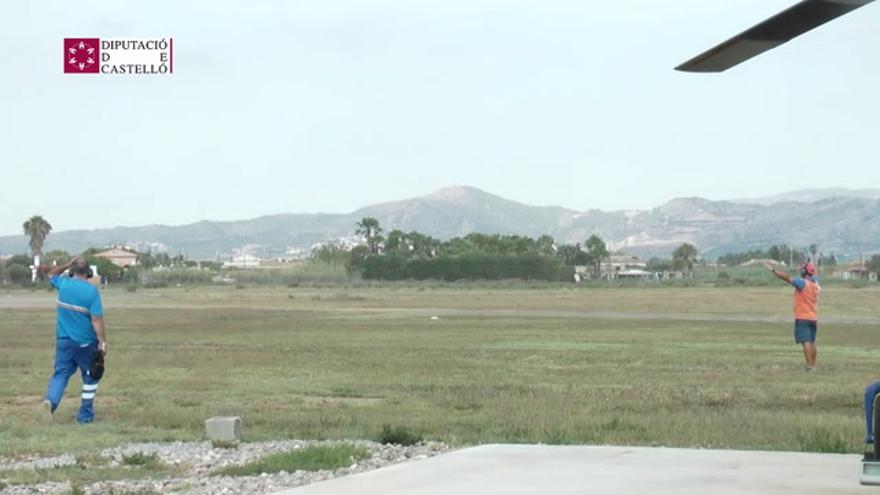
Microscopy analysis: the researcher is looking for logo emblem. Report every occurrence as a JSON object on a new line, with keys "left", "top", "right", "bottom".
{"left": 64, "top": 38, "right": 100, "bottom": 73}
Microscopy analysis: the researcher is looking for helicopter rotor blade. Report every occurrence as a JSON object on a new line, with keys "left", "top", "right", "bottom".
{"left": 676, "top": 0, "right": 875, "bottom": 73}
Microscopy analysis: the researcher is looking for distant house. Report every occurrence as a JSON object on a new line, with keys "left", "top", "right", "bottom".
{"left": 258, "top": 258, "right": 303, "bottom": 269}
{"left": 0, "top": 255, "right": 11, "bottom": 265}
{"left": 602, "top": 255, "right": 647, "bottom": 272}
{"left": 95, "top": 247, "right": 139, "bottom": 268}
{"left": 223, "top": 254, "right": 261, "bottom": 269}
{"left": 837, "top": 262, "right": 877, "bottom": 281}
{"left": 601, "top": 255, "right": 647, "bottom": 278}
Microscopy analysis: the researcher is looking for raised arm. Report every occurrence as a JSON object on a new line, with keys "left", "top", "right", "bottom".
{"left": 763, "top": 262, "right": 792, "bottom": 285}
{"left": 48, "top": 256, "right": 82, "bottom": 278}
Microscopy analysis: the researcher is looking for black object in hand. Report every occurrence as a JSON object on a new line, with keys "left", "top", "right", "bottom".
{"left": 89, "top": 350, "right": 105, "bottom": 381}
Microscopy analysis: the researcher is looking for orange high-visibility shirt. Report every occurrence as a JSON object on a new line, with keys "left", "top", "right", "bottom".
{"left": 793, "top": 278, "right": 820, "bottom": 321}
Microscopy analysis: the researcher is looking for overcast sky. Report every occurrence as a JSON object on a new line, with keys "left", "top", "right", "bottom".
{"left": 2, "top": 0, "right": 879, "bottom": 236}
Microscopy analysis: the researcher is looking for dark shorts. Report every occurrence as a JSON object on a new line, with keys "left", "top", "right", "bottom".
{"left": 794, "top": 319, "right": 818, "bottom": 344}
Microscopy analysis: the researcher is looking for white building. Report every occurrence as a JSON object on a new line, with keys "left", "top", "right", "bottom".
{"left": 601, "top": 255, "right": 647, "bottom": 277}
{"left": 223, "top": 254, "right": 261, "bottom": 269}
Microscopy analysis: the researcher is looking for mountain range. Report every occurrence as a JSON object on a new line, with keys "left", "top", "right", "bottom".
{"left": 2, "top": 186, "right": 878, "bottom": 260}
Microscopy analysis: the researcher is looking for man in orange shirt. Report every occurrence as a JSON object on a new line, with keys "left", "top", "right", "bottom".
{"left": 765, "top": 261, "right": 821, "bottom": 371}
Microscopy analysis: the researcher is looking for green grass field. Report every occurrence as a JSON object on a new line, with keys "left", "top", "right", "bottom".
{"left": 1, "top": 284, "right": 878, "bottom": 458}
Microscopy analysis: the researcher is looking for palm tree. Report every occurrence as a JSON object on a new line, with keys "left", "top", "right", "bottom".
{"left": 22, "top": 215, "right": 53, "bottom": 257}
{"left": 384, "top": 229, "right": 406, "bottom": 255}
{"left": 672, "top": 243, "right": 699, "bottom": 273}
{"left": 409, "top": 232, "right": 439, "bottom": 258}
{"left": 355, "top": 217, "right": 384, "bottom": 255}
{"left": 585, "top": 235, "right": 609, "bottom": 275}
{"left": 535, "top": 235, "right": 556, "bottom": 258}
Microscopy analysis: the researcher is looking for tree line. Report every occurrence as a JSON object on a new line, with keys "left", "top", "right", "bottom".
{"left": 0, "top": 248, "right": 213, "bottom": 285}
{"left": 8, "top": 213, "right": 876, "bottom": 286}
{"left": 312, "top": 217, "right": 702, "bottom": 281}
{"left": 716, "top": 243, "right": 837, "bottom": 267}
{"left": 2, "top": 215, "right": 219, "bottom": 285}
{"left": 310, "top": 217, "right": 615, "bottom": 281}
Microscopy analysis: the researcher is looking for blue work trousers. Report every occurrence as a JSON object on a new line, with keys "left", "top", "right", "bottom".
{"left": 45, "top": 338, "right": 100, "bottom": 423}
{"left": 865, "top": 381, "right": 880, "bottom": 444}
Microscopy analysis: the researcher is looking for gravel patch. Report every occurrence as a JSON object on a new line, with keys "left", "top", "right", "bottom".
{"left": 0, "top": 440, "right": 449, "bottom": 495}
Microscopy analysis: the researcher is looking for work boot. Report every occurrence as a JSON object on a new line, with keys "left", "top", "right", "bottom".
{"left": 40, "top": 399, "right": 54, "bottom": 424}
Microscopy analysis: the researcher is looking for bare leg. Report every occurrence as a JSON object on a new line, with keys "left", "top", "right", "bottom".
{"left": 801, "top": 343, "right": 817, "bottom": 369}
{"left": 801, "top": 343, "right": 812, "bottom": 369}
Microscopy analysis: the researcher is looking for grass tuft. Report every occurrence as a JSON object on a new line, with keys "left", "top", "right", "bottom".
{"left": 797, "top": 428, "right": 849, "bottom": 453}
{"left": 542, "top": 427, "right": 577, "bottom": 445}
{"left": 121, "top": 452, "right": 160, "bottom": 468}
{"left": 378, "top": 425, "right": 423, "bottom": 446}
{"left": 216, "top": 444, "right": 370, "bottom": 476}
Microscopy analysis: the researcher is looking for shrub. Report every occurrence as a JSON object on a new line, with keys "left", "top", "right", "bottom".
{"left": 85, "top": 256, "right": 122, "bottom": 283}
{"left": 4, "top": 255, "right": 31, "bottom": 267}
{"left": 121, "top": 452, "right": 160, "bottom": 468}
{"left": 378, "top": 425, "right": 423, "bottom": 446}
{"left": 121, "top": 267, "right": 141, "bottom": 284}
{"left": 6, "top": 264, "right": 31, "bottom": 284}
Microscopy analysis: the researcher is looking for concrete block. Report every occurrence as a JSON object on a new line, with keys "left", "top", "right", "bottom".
{"left": 205, "top": 416, "right": 242, "bottom": 442}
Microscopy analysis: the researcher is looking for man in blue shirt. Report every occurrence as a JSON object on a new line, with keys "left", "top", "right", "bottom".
{"left": 41, "top": 256, "right": 108, "bottom": 423}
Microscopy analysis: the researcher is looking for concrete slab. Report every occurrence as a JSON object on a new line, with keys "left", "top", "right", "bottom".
{"left": 276, "top": 445, "right": 874, "bottom": 495}
{"left": 205, "top": 416, "right": 242, "bottom": 442}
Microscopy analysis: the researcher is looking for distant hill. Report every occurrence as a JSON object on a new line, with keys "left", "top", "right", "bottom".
{"left": 626, "top": 196, "right": 880, "bottom": 259}
{"left": 1, "top": 186, "right": 878, "bottom": 260}
{"left": 730, "top": 188, "right": 880, "bottom": 205}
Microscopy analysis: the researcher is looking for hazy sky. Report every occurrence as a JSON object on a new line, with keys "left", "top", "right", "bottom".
{"left": 3, "top": 0, "right": 879, "bottom": 236}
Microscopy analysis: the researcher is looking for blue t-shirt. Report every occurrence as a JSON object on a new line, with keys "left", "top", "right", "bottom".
{"left": 792, "top": 276, "right": 820, "bottom": 291}
{"left": 49, "top": 275, "right": 104, "bottom": 344}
